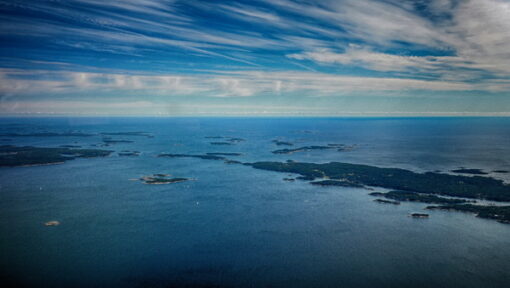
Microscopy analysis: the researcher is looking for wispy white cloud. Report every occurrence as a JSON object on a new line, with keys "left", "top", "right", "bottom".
{"left": 3, "top": 69, "right": 507, "bottom": 101}
{"left": 282, "top": 0, "right": 510, "bottom": 81}
{"left": 1, "top": 0, "right": 509, "bottom": 116}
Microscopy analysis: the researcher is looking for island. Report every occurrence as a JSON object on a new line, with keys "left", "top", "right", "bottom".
{"left": 272, "top": 144, "right": 356, "bottom": 154}
{"left": 451, "top": 168, "right": 488, "bottom": 175}
{"left": 210, "top": 142, "right": 234, "bottom": 146}
{"left": 206, "top": 152, "right": 242, "bottom": 156}
{"left": 374, "top": 199, "right": 400, "bottom": 205}
{"left": 246, "top": 161, "right": 510, "bottom": 201}
{"left": 310, "top": 179, "right": 365, "bottom": 188}
{"left": 227, "top": 137, "right": 245, "bottom": 143}
{"left": 272, "top": 140, "right": 293, "bottom": 146}
{"left": 0, "top": 145, "right": 113, "bottom": 167}
{"left": 118, "top": 150, "right": 140, "bottom": 156}
{"left": 205, "top": 136, "right": 245, "bottom": 143}
{"left": 140, "top": 174, "right": 190, "bottom": 185}
{"left": 158, "top": 153, "right": 227, "bottom": 160}
{"left": 427, "top": 204, "right": 510, "bottom": 224}
{"left": 410, "top": 213, "right": 429, "bottom": 218}
{"left": 59, "top": 145, "right": 82, "bottom": 148}
{"left": 0, "top": 132, "right": 94, "bottom": 137}
{"left": 102, "top": 138, "right": 134, "bottom": 144}
{"left": 369, "top": 190, "right": 472, "bottom": 204}
{"left": 101, "top": 132, "right": 153, "bottom": 138}
{"left": 272, "top": 145, "right": 334, "bottom": 154}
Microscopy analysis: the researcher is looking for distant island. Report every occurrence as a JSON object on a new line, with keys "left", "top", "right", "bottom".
{"left": 272, "top": 140, "right": 293, "bottom": 146}
{"left": 272, "top": 144, "right": 356, "bottom": 154}
{"left": 206, "top": 152, "right": 242, "bottom": 156}
{"left": 102, "top": 137, "right": 134, "bottom": 144}
{"left": 369, "top": 190, "right": 472, "bottom": 205}
{"left": 206, "top": 136, "right": 245, "bottom": 144}
{"left": 159, "top": 153, "right": 227, "bottom": 161}
{"left": 451, "top": 168, "right": 488, "bottom": 175}
{"left": 140, "top": 174, "right": 190, "bottom": 185}
{"left": 410, "top": 213, "right": 429, "bottom": 218}
{"left": 101, "top": 132, "right": 153, "bottom": 138}
{"left": 310, "top": 179, "right": 365, "bottom": 188}
{"left": 0, "top": 145, "right": 112, "bottom": 167}
{"left": 118, "top": 150, "right": 140, "bottom": 156}
{"left": 59, "top": 145, "right": 82, "bottom": 148}
{"left": 0, "top": 132, "right": 94, "bottom": 137}
{"left": 374, "top": 199, "right": 400, "bottom": 205}
{"left": 272, "top": 145, "right": 334, "bottom": 154}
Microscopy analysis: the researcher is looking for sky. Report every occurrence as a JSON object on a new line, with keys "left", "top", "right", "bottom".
{"left": 0, "top": 0, "right": 510, "bottom": 116}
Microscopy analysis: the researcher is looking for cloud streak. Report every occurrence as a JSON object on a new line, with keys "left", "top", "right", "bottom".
{"left": 0, "top": 0, "right": 509, "bottom": 115}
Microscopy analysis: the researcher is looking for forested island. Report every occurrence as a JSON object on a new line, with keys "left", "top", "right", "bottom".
{"left": 369, "top": 190, "right": 473, "bottom": 204}
{"left": 427, "top": 204, "right": 510, "bottom": 224}
{"left": 0, "top": 145, "right": 112, "bottom": 167}
{"left": 272, "top": 144, "right": 356, "bottom": 154}
{"left": 272, "top": 145, "right": 334, "bottom": 154}
{"left": 246, "top": 161, "right": 510, "bottom": 201}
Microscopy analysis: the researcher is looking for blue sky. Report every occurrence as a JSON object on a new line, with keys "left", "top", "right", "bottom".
{"left": 0, "top": 0, "right": 509, "bottom": 116}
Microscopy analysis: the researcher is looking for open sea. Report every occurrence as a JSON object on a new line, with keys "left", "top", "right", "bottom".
{"left": 1, "top": 117, "right": 510, "bottom": 288}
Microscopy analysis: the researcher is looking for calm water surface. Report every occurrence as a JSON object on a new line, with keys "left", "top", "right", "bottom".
{"left": 1, "top": 117, "right": 510, "bottom": 287}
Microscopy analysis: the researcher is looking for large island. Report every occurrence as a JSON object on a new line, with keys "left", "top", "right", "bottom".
{"left": 0, "top": 145, "right": 113, "bottom": 167}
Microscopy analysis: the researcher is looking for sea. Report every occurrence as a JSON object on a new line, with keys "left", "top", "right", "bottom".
{"left": 1, "top": 117, "right": 510, "bottom": 288}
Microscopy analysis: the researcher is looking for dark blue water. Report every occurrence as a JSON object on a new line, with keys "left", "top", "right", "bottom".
{"left": 1, "top": 117, "right": 510, "bottom": 287}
